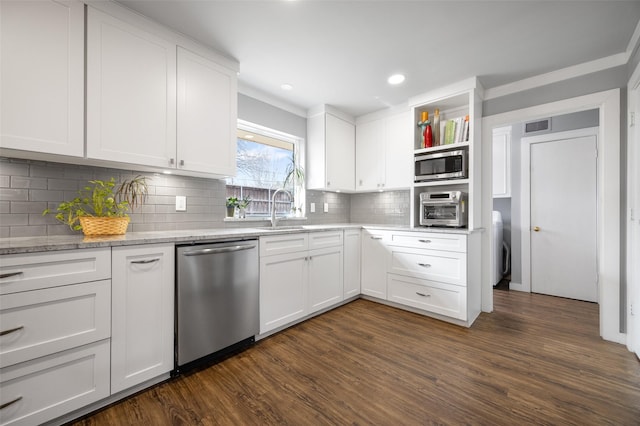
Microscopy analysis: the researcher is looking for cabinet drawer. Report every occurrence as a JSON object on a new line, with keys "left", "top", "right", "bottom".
{"left": 308, "top": 231, "right": 343, "bottom": 250}
{"left": 260, "top": 233, "right": 308, "bottom": 257}
{"left": 387, "top": 274, "right": 466, "bottom": 321}
{"left": 0, "top": 280, "right": 111, "bottom": 368}
{"left": 0, "top": 339, "right": 110, "bottom": 426}
{"left": 390, "top": 247, "right": 466, "bottom": 285}
{"left": 387, "top": 232, "right": 467, "bottom": 253}
{"left": 0, "top": 248, "right": 111, "bottom": 295}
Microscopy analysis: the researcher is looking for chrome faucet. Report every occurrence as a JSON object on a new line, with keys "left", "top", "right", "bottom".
{"left": 270, "top": 188, "right": 292, "bottom": 228}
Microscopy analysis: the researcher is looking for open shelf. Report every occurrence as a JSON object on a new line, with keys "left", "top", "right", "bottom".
{"left": 414, "top": 142, "right": 470, "bottom": 156}
{"left": 414, "top": 179, "right": 469, "bottom": 188}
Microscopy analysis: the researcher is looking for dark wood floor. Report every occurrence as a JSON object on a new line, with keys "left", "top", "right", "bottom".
{"left": 72, "top": 290, "right": 640, "bottom": 425}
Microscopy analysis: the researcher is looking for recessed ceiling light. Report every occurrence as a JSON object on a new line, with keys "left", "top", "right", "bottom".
{"left": 281, "top": 83, "right": 294, "bottom": 91}
{"left": 387, "top": 74, "right": 405, "bottom": 85}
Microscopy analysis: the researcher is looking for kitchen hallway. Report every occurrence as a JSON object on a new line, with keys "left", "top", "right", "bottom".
{"left": 71, "top": 291, "right": 640, "bottom": 425}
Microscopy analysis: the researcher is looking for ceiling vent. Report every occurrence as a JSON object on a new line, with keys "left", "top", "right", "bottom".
{"left": 524, "top": 118, "right": 551, "bottom": 135}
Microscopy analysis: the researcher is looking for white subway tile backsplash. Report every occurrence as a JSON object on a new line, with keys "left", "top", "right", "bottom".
{"left": 0, "top": 158, "right": 409, "bottom": 237}
{"left": 11, "top": 176, "right": 48, "bottom": 189}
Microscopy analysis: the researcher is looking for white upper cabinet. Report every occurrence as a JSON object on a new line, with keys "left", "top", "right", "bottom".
{"left": 0, "top": 0, "right": 84, "bottom": 157}
{"left": 307, "top": 106, "right": 355, "bottom": 192}
{"left": 492, "top": 126, "right": 511, "bottom": 198}
{"left": 355, "top": 110, "right": 412, "bottom": 192}
{"left": 86, "top": 3, "right": 238, "bottom": 176}
{"left": 177, "top": 47, "right": 237, "bottom": 176}
{"left": 355, "top": 118, "right": 385, "bottom": 191}
{"left": 86, "top": 6, "right": 177, "bottom": 168}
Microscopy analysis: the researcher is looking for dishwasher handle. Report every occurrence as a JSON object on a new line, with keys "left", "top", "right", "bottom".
{"left": 182, "top": 244, "right": 257, "bottom": 256}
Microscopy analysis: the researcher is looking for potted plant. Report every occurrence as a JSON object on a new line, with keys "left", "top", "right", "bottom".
{"left": 43, "top": 175, "right": 148, "bottom": 236}
{"left": 237, "top": 196, "right": 251, "bottom": 219}
{"left": 226, "top": 197, "right": 238, "bottom": 218}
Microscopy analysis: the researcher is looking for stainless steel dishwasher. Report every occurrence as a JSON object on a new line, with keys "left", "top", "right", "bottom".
{"left": 176, "top": 239, "right": 259, "bottom": 371}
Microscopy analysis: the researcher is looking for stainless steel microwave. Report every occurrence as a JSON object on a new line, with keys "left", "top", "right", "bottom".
{"left": 414, "top": 149, "right": 467, "bottom": 182}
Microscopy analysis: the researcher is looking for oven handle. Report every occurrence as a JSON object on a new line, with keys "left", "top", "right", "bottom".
{"left": 182, "top": 245, "right": 256, "bottom": 256}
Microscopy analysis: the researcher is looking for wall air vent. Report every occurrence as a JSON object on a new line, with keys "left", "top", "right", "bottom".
{"left": 523, "top": 118, "right": 551, "bottom": 135}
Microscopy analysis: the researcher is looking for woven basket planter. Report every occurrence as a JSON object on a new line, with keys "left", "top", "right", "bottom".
{"left": 79, "top": 216, "right": 130, "bottom": 236}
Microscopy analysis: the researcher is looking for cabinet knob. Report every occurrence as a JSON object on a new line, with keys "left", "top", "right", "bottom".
{"left": 533, "top": 226, "right": 540, "bottom": 232}
{"left": 179, "top": 159, "right": 185, "bottom": 167}
{"left": 327, "top": 181, "right": 330, "bottom": 186}
{"left": 169, "top": 158, "right": 175, "bottom": 165}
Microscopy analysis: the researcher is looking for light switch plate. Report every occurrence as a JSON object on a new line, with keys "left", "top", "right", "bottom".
{"left": 176, "top": 195, "right": 187, "bottom": 211}
{"left": 310, "top": 202, "right": 316, "bottom": 213}
{"left": 323, "top": 202, "right": 329, "bottom": 213}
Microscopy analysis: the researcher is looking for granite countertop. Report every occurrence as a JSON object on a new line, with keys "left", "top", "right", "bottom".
{"left": 0, "top": 223, "right": 480, "bottom": 255}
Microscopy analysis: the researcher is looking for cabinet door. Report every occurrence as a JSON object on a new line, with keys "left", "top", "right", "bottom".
{"left": 177, "top": 47, "right": 237, "bottom": 175}
{"left": 325, "top": 113, "right": 355, "bottom": 191}
{"left": 111, "top": 244, "right": 174, "bottom": 394}
{"left": 260, "top": 252, "right": 308, "bottom": 333}
{"left": 492, "top": 126, "right": 511, "bottom": 198}
{"left": 308, "top": 246, "right": 343, "bottom": 313}
{"left": 383, "top": 111, "right": 412, "bottom": 190}
{"left": 0, "top": 280, "right": 110, "bottom": 369}
{"left": 86, "top": 7, "right": 176, "bottom": 169}
{"left": 0, "top": 0, "right": 84, "bottom": 156}
{"left": 355, "top": 118, "right": 385, "bottom": 191}
{"left": 360, "top": 229, "right": 389, "bottom": 299}
{"left": 0, "top": 340, "right": 110, "bottom": 426}
{"left": 343, "top": 229, "right": 361, "bottom": 298}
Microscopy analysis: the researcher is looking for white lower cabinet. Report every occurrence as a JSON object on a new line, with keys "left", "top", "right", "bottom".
{"left": 0, "top": 248, "right": 112, "bottom": 426}
{"left": 360, "top": 229, "right": 480, "bottom": 326}
{"left": 111, "top": 244, "right": 174, "bottom": 394}
{"left": 260, "top": 231, "right": 344, "bottom": 334}
{"left": 343, "top": 229, "right": 361, "bottom": 298}
{"left": 0, "top": 340, "right": 110, "bottom": 426}
{"left": 387, "top": 274, "right": 467, "bottom": 321}
{"left": 260, "top": 250, "right": 308, "bottom": 333}
{"left": 360, "top": 229, "right": 389, "bottom": 299}
{"left": 308, "top": 246, "right": 343, "bottom": 313}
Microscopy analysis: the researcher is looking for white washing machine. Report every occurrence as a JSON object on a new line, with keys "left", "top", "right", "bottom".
{"left": 492, "top": 211, "right": 503, "bottom": 286}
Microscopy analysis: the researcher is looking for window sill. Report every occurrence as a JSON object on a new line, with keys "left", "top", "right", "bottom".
{"left": 224, "top": 216, "right": 308, "bottom": 223}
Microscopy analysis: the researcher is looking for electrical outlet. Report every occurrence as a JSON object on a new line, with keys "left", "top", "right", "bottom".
{"left": 310, "top": 202, "right": 316, "bottom": 213}
{"left": 175, "top": 195, "right": 187, "bottom": 211}
{"left": 323, "top": 202, "right": 329, "bottom": 213}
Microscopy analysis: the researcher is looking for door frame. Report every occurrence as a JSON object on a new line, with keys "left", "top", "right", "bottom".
{"left": 627, "top": 67, "right": 640, "bottom": 356}
{"left": 520, "top": 127, "right": 599, "bottom": 296}
{"left": 481, "top": 88, "right": 622, "bottom": 344}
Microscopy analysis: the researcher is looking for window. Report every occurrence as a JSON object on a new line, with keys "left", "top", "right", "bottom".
{"left": 226, "top": 121, "right": 304, "bottom": 218}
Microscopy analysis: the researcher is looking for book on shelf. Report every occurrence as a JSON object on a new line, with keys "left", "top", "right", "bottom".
{"left": 440, "top": 115, "right": 470, "bottom": 145}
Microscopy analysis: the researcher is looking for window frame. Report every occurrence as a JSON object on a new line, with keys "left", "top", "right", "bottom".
{"left": 227, "top": 119, "right": 305, "bottom": 218}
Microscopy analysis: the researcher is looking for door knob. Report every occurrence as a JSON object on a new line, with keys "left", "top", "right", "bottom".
{"left": 533, "top": 226, "right": 540, "bottom": 232}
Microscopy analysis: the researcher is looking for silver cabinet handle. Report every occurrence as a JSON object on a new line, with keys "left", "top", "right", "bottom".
{"left": 418, "top": 239, "right": 432, "bottom": 243}
{"left": 416, "top": 292, "right": 431, "bottom": 297}
{"left": 0, "top": 271, "right": 23, "bottom": 279}
{"left": 0, "top": 396, "right": 22, "bottom": 410}
{"left": 131, "top": 258, "right": 160, "bottom": 264}
{"left": 370, "top": 236, "right": 383, "bottom": 240}
{"left": 183, "top": 245, "right": 256, "bottom": 256}
{"left": 0, "top": 325, "right": 24, "bottom": 336}
{"left": 417, "top": 262, "right": 432, "bottom": 268}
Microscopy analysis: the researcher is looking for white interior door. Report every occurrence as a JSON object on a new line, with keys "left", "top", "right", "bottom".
{"left": 530, "top": 132, "right": 598, "bottom": 302}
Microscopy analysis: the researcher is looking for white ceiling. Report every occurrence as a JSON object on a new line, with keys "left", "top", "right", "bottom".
{"left": 117, "top": 0, "right": 640, "bottom": 118}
